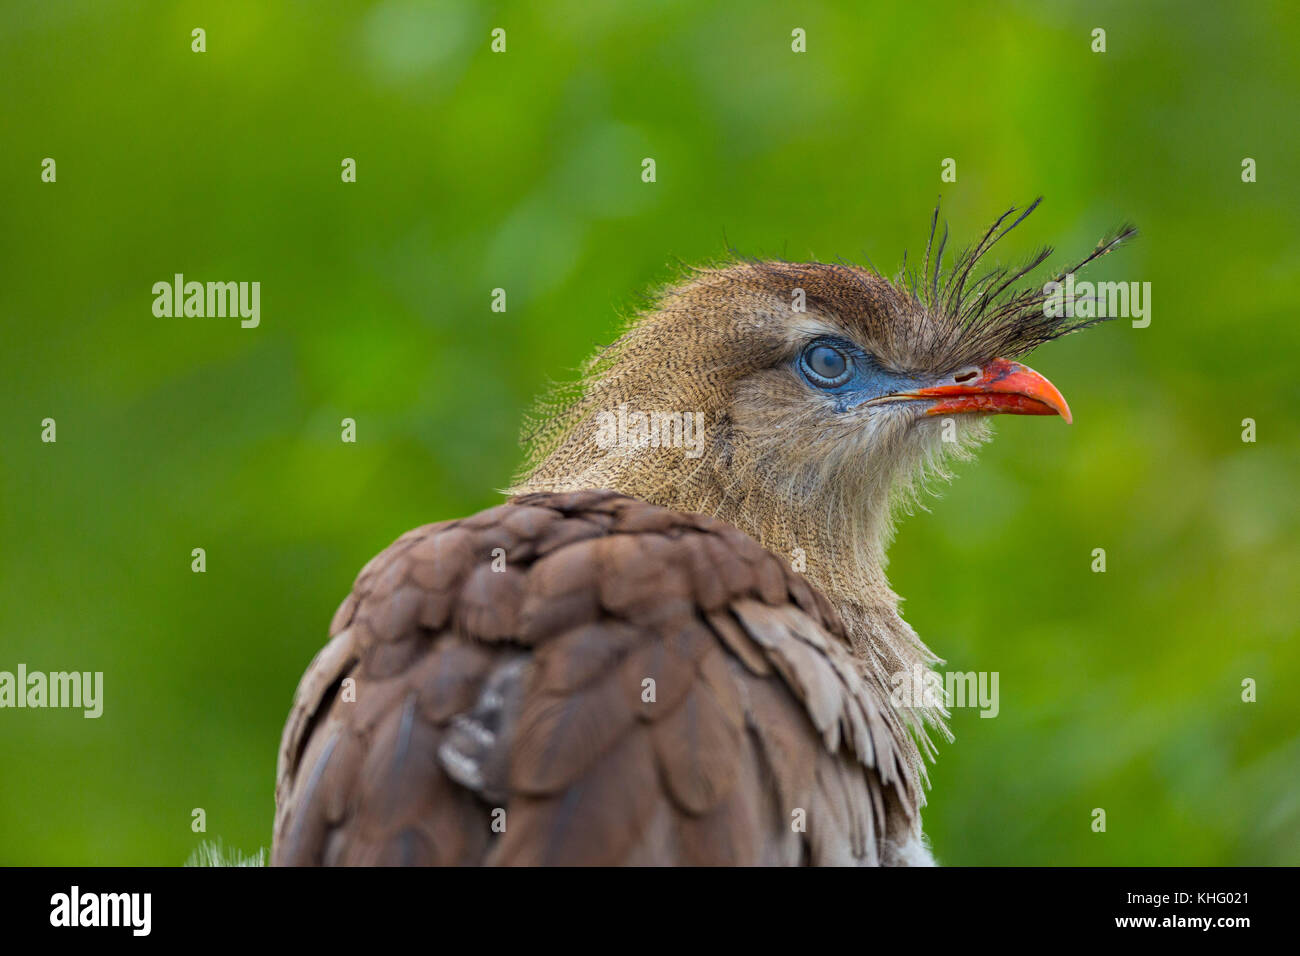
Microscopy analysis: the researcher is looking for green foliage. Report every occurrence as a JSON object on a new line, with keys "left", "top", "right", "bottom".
{"left": 1, "top": 0, "right": 1296, "bottom": 864}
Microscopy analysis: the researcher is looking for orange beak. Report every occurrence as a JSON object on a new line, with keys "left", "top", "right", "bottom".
{"left": 902, "top": 358, "right": 1073, "bottom": 424}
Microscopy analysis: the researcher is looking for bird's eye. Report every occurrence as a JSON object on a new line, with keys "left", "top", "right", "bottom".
{"left": 800, "top": 342, "right": 852, "bottom": 387}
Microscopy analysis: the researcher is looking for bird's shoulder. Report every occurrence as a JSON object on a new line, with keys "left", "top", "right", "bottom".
{"left": 273, "top": 489, "right": 922, "bottom": 865}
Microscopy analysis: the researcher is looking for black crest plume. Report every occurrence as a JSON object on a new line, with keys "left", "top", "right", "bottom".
{"left": 899, "top": 198, "right": 1137, "bottom": 368}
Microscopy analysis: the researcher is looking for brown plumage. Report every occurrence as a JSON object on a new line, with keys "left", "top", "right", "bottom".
{"left": 274, "top": 491, "right": 917, "bottom": 865}
{"left": 273, "top": 202, "right": 1131, "bottom": 865}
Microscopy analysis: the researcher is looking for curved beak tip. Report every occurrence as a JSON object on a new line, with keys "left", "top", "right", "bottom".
{"left": 910, "top": 358, "right": 1073, "bottom": 423}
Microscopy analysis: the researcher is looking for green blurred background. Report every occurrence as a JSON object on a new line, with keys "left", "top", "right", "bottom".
{"left": 2, "top": 0, "right": 1297, "bottom": 865}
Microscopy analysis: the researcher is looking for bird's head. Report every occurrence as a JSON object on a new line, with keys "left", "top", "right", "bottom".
{"left": 514, "top": 201, "right": 1133, "bottom": 611}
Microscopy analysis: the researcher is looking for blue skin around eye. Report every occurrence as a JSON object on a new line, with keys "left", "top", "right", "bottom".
{"left": 795, "top": 338, "right": 921, "bottom": 413}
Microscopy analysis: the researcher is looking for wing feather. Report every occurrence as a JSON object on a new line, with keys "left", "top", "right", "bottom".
{"left": 272, "top": 490, "right": 924, "bottom": 866}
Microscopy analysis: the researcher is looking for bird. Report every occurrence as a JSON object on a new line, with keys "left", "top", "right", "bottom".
{"left": 271, "top": 200, "right": 1133, "bottom": 866}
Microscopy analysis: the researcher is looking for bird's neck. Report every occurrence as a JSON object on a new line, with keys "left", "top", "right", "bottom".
{"left": 682, "top": 482, "right": 946, "bottom": 731}
{"left": 512, "top": 457, "right": 948, "bottom": 748}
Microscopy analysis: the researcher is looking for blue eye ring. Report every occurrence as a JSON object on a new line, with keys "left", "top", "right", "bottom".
{"left": 800, "top": 340, "right": 853, "bottom": 388}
